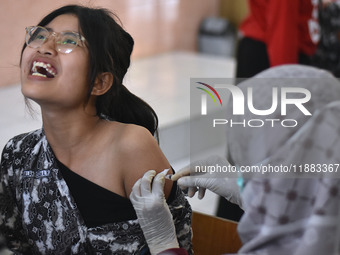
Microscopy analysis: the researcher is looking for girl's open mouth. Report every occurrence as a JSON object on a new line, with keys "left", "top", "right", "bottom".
{"left": 31, "top": 61, "right": 57, "bottom": 78}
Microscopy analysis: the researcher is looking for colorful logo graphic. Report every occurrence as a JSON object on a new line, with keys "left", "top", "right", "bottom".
{"left": 196, "top": 82, "right": 222, "bottom": 115}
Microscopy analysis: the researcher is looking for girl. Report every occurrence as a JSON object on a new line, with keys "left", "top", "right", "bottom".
{"left": 0, "top": 5, "right": 192, "bottom": 255}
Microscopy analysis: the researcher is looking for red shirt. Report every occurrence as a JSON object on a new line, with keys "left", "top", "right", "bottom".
{"left": 240, "top": 0, "right": 320, "bottom": 66}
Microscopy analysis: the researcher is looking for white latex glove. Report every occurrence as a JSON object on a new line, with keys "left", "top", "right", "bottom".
{"left": 130, "top": 170, "right": 179, "bottom": 255}
{"left": 172, "top": 155, "right": 243, "bottom": 209}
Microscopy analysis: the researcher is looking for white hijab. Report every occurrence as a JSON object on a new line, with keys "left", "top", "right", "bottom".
{"left": 226, "top": 65, "right": 340, "bottom": 255}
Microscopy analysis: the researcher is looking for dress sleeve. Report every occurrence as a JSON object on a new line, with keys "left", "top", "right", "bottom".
{"left": 0, "top": 141, "right": 32, "bottom": 254}
{"left": 167, "top": 183, "right": 193, "bottom": 255}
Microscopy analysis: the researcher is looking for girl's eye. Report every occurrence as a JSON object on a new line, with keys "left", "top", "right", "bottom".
{"left": 35, "top": 34, "right": 46, "bottom": 40}
{"left": 60, "top": 33, "right": 78, "bottom": 46}
{"left": 29, "top": 31, "right": 47, "bottom": 43}
{"left": 61, "top": 38, "right": 77, "bottom": 45}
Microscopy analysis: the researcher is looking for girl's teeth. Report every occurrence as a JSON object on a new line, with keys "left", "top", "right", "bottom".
{"left": 32, "top": 72, "right": 47, "bottom": 78}
{"left": 31, "top": 61, "right": 56, "bottom": 77}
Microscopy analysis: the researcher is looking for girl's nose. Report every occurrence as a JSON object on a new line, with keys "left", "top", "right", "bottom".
{"left": 37, "top": 36, "right": 58, "bottom": 56}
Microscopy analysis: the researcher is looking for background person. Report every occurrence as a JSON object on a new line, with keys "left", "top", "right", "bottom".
{"left": 223, "top": 0, "right": 321, "bottom": 220}
{"left": 0, "top": 5, "right": 192, "bottom": 254}
{"left": 131, "top": 64, "right": 340, "bottom": 254}
{"left": 236, "top": 0, "right": 320, "bottom": 78}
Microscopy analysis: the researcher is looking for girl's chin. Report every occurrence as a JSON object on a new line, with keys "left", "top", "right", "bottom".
{"left": 21, "top": 86, "right": 45, "bottom": 102}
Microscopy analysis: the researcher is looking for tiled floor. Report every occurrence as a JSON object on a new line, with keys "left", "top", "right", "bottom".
{"left": 0, "top": 51, "right": 235, "bottom": 216}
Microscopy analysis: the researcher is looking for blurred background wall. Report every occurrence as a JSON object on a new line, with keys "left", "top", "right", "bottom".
{"left": 0, "top": 0, "right": 248, "bottom": 88}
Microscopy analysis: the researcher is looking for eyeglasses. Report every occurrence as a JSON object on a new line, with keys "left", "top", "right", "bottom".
{"left": 25, "top": 26, "right": 86, "bottom": 54}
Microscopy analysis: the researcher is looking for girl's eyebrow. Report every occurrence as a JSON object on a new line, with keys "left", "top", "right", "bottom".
{"left": 44, "top": 26, "right": 81, "bottom": 34}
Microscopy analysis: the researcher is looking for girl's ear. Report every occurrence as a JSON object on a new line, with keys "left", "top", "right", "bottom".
{"left": 91, "top": 72, "right": 113, "bottom": 96}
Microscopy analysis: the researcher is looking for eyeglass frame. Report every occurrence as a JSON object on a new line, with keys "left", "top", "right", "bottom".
{"left": 25, "top": 26, "right": 86, "bottom": 54}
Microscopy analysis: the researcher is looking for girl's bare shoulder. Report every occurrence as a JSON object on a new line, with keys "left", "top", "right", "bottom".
{"left": 105, "top": 121, "right": 171, "bottom": 196}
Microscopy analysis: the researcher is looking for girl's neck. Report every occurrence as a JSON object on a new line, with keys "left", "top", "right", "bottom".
{"left": 42, "top": 109, "right": 103, "bottom": 157}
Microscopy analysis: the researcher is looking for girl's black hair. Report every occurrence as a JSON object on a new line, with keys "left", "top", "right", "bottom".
{"left": 21, "top": 5, "right": 159, "bottom": 139}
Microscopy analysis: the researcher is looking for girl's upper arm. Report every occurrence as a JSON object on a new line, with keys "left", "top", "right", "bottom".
{"left": 120, "top": 125, "right": 174, "bottom": 198}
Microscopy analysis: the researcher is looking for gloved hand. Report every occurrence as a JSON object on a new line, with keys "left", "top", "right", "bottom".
{"left": 172, "top": 155, "right": 243, "bottom": 209}
{"left": 130, "top": 170, "right": 179, "bottom": 255}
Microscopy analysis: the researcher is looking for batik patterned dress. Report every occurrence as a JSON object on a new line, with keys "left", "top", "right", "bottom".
{"left": 0, "top": 129, "right": 193, "bottom": 254}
